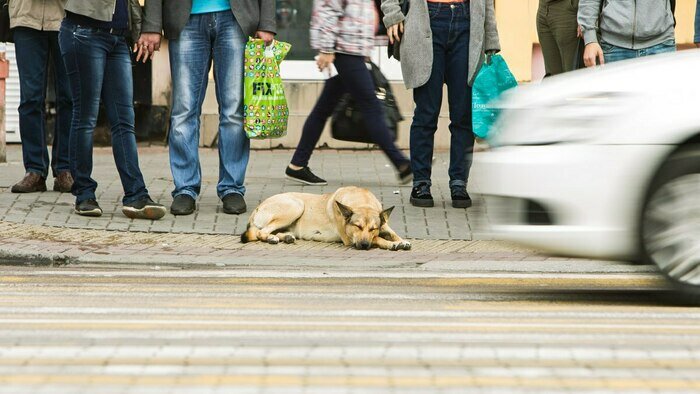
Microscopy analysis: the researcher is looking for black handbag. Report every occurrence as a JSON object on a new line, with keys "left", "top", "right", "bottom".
{"left": 331, "top": 62, "right": 403, "bottom": 144}
{"left": 0, "top": 0, "right": 12, "bottom": 43}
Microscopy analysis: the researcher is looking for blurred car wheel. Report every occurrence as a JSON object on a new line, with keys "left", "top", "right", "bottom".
{"left": 641, "top": 145, "right": 700, "bottom": 304}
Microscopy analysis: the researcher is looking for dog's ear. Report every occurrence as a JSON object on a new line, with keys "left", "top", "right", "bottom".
{"left": 380, "top": 206, "right": 395, "bottom": 226}
{"left": 335, "top": 201, "right": 354, "bottom": 221}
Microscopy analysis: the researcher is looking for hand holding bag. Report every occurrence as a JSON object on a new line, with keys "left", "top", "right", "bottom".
{"left": 243, "top": 38, "right": 292, "bottom": 139}
{"left": 472, "top": 54, "right": 518, "bottom": 139}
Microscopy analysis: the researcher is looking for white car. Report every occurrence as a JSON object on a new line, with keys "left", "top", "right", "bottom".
{"left": 475, "top": 50, "right": 700, "bottom": 301}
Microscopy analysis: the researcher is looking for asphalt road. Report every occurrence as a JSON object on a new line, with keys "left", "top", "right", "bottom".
{"left": 0, "top": 266, "right": 699, "bottom": 394}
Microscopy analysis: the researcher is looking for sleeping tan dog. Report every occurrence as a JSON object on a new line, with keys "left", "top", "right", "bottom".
{"left": 241, "top": 186, "right": 411, "bottom": 250}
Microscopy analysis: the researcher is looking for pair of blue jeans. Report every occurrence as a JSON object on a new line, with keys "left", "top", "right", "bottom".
{"left": 13, "top": 27, "right": 72, "bottom": 179}
{"left": 602, "top": 40, "right": 676, "bottom": 64}
{"left": 411, "top": 1, "right": 473, "bottom": 190}
{"left": 59, "top": 20, "right": 149, "bottom": 205}
{"left": 291, "top": 53, "right": 410, "bottom": 170}
{"left": 168, "top": 11, "right": 248, "bottom": 200}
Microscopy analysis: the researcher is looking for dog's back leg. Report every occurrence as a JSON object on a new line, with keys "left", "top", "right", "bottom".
{"left": 243, "top": 195, "right": 305, "bottom": 244}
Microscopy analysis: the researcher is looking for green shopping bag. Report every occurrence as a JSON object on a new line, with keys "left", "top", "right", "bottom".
{"left": 472, "top": 54, "right": 518, "bottom": 139}
{"left": 244, "top": 38, "right": 291, "bottom": 139}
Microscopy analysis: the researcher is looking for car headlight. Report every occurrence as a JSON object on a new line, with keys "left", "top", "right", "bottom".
{"left": 489, "top": 92, "right": 628, "bottom": 146}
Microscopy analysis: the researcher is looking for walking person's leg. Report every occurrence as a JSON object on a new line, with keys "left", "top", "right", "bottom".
{"left": 444, "top": 1, "right": 473, "bottom": 208}
{"left": 332, "top": 54, "right": 412, "bottom": 182}
{"left": 410, "top": 1, "right": 449, "bottom": 207}
{"left": 12, "top": 27, "right": 50, "bottom": 192}
{"left": 285, "top": 76, "right": 346, "bottom": 186}
{"left": 49, "top": 30, "right": 74, "bottom": 192}
{"left": 58, "top": 22, "right": 107, "bottom": 215}
{"left": 211, "top": 11, "right": 249, "bottom": 214}
{"left": 101, "top": 35, "right": 165, "bottom": 220}
{"left": 168, "top": 14, "right": 212, "bottom": 215}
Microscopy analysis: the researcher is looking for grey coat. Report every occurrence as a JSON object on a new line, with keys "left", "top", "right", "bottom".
{"left": 381, "top": 0, "right": 501, "bottom": 88}
{"left": 141, "top": 0, "right": 276, "bottom": 39}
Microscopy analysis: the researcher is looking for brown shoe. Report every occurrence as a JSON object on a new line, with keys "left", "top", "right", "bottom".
{"left": 53, "top": 171, "right": 74, "bottom": 193}
{"left": 11, "top": 172, "right": 47, "bottom": 193}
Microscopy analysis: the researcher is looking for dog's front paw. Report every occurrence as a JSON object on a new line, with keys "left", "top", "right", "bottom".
{"left": 266, "top": 235, "right": 280, "bottom": 244}
{"left": 283, "top": 234, "right": 296, "bottom": 244}
{"left": 388, "top": 240, "right": 411, "bottom": 251}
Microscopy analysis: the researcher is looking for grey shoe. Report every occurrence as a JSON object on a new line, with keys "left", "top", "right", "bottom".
{"left": 170, "top": 194, "right": 196, "bottom": 216}
{"left": 222, "top": 193, "right": 246, "bottom": 215}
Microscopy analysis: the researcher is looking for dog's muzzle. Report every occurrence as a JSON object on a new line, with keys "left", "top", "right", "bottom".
{"left": 357, "top": 241, "right": 371, "bottom": 250}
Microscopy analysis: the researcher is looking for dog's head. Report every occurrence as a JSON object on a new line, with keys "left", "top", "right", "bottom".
{"left": 335, "top": 201, "right": 394, "bottom": 250}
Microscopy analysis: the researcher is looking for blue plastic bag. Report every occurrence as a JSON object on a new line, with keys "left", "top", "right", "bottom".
{"left": 472, "top": 54, "right": 518, "bottom": 139}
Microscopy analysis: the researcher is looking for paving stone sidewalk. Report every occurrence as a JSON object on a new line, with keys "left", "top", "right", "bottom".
{"left": 0, "top": 146, "right": 491, "bottom": 240}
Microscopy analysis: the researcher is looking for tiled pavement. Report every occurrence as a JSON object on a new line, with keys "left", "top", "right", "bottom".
{"left": 0, "top": 145, "right": 490, "bottom": 240}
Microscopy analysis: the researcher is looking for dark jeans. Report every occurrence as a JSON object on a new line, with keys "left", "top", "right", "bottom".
{"left": 58, "top": 20, "right": 149, "bottom": 205}
{"left": 536, "top": 0, "right": 579, "bottom": 75}
{"left": 13, "top": 27, "right": 72, "bottom": 179}
{"left": 411, "top": 1, "right": 472, "bottom": 189}
{"left": 291, "top": 53, "right": 409, "bottom": 170}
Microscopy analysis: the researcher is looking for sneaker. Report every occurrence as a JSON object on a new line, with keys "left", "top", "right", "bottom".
{"left": 53, "top": 171, "right": 74, "bottom": 193}
{"left": 75, "top": 199, "right": 102, "bottom": 217}
{"left": 285, "top": 166, "right": 327, "bottom": 185}
{"left": 410, "top": 183, "right": 434, "bottom": 208}
{"left": 11, "top": 172, "right": 47, "bottom": 193}
{"left": 170, "top": 194, "right": 196, "bottom": 216}
{"left": 451, "top": 186, "right": 472, "bottom": 209}
{"left": 122, "top": 196, "right": 167, "bottom": 220}
{"left": 397, "top": 163, "right": 413, "bottom": 185}
{"left": 222, "top": 193, "right": 246, "bottom": 215}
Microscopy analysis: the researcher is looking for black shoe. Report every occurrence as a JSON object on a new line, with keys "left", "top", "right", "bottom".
{"left": 397, "top": 163, "right": 413, "bottom": 185}
{"left": 122, "top": 196, "right": 167, "bottom": 220}
{"left": 410, "top": 183, "right": 434, "bottom": 208}
{"left": 451, "top": 187, "right": 472, "bottom": 209}
{"left": 75, "top": 199, "right": 102, "bottom": 217}
{"left": 222, "top": 193, "right": 246, "bottom": 215}
{"left": 170, "top": 194, "right": 196, "bottom": 216}
{"left": 285, "top": 166, "right": 327, "bottom": 185}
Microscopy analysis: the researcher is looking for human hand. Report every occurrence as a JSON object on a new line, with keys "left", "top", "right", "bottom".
{"left": 133, "top": 33, "right": 161, "bottom": 63}
{"left": 577, "top": 25, "right": 582, "bottom": 38}
{"left": 316, "top": 52, "right": 335, "bottom": 72}
{"left": 583, "top": 42, "right": 605, "bottom": 67}
{"left": 387, "top": 21, "right": 404, "bottom": 45}
{"left": 255, "top": 30, "right": 275, "bottom": 46}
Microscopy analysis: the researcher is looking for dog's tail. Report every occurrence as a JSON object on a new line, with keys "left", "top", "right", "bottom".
{"left": 240, "top": 223, "right": 259, "bottom": 243}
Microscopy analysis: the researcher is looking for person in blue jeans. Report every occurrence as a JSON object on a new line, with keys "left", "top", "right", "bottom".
{"left": 578, "top": 0, "right": 675, "bottom": 67}
{"left": 58, "top": 0, "right": 166, "bottom": 220}
{"left": 139, "top": 0, "right": 277, "bottom": 216}
{"left": 285, "top": 0, "right": 412, "bottom": 186}
{"left": 8, "top": 0, "right": 73, "bottom": 194}
{"left": 382, "top": 0, "right": 500, "bottom": 208}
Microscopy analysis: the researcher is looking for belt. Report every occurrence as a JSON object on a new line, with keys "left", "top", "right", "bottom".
{"left": 85, "top": 26, "right": 129, "bottom": 36}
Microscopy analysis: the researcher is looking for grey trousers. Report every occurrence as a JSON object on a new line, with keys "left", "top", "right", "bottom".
{"left": 537, "top": 0, "right": 580, "bottom": 75}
